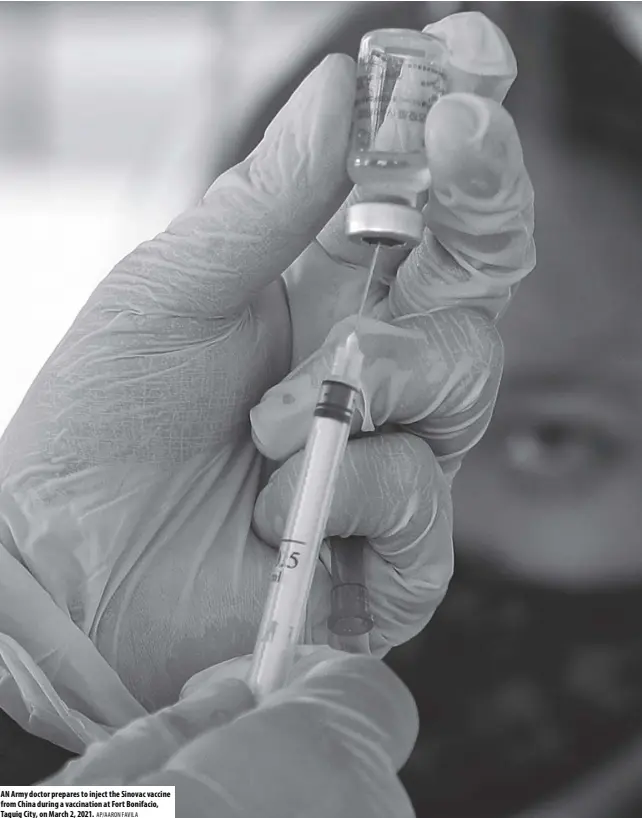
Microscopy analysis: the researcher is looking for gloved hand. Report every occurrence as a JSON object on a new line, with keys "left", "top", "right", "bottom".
{"left": 0, "top": 9, "right": 534, "bottom": 729}
{"left": 46, "top": 647, "right": 419, "bottom": 818}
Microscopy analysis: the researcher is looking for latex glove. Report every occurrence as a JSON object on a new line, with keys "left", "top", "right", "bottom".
{"left": 46, "top": 647, "right": 419, "bottom": 818}
{"left": 0, "top": 9, "right": 534, "bottom": 734}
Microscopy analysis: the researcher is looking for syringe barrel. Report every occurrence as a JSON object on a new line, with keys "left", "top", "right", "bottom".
{"left": 248, "top": 379, "right": 358, "bottom": 699}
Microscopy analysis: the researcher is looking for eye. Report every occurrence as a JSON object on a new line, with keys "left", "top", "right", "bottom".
{"left": 495, "top": 417, "right": 622, "bottom": 486}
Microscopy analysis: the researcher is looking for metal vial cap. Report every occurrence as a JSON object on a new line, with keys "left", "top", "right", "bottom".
{"left": 345, "top": 201, "right": 424, "bottom": 248}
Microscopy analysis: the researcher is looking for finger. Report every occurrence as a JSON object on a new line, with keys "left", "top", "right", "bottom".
{"left": 253, "top": 431, "right": 454, "bottom": 655}
{"left": 423, "top": 11, "right": 517, "bottom": 103}
{"left": 140, "top": 654, "right": 418, "bottom": 818}
{"left": 251, "top": 312, "right": 502, "bottom": 465}
{"left": 178, "top": 645, "right": 340, "bottom": 700}
{"left": 106, "top": 54, "right": 354, "bottom": 320}
{"left": 386, "top": 92, "right": 535, "bottom": 322}
{"left": 270, "top": 652, "right": 419, "bottom": 772}
{"left": 49, "top": 649, "right": 342, "bottom": 786}
{"left": 314, "top": 12, "right": 517, "bottom": 274}
{"left": 45, "top": 677, "right": 254, "bottom": 785}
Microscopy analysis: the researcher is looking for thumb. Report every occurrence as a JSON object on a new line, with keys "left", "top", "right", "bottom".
{"left": 109, "top": 54, "right": 355, "bottom": 320}
{"left": 141, "top": 653, "right": 418, "bottom": 818}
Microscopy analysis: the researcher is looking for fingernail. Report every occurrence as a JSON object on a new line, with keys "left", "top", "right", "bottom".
{"left": 430, "top": 93, "right": 489, "bottom": 148}
{"left": 250, "top": 381, "right": 315, "bottom": 461}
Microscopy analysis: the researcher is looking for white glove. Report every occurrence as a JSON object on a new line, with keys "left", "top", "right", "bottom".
{"left": 0, "top": 11, "right": 534, "bottom": 751}
{"left": 47, "top": 647, "right": 419, "bottom": 818}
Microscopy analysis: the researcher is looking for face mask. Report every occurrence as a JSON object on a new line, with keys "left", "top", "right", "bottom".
{"left": 386, "top": 552, "right": 642, "bottom": 818}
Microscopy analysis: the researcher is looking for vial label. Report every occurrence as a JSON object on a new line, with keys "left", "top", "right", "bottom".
{"left": 353, "top": 48, "right": 447, "bottom": 156}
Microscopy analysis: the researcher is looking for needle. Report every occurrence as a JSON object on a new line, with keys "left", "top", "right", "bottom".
{"left": 354, "top": 244, "right": 382, "bottom": 336}
{"left": 247, "top": 245, "right": 383, "bottom": 698}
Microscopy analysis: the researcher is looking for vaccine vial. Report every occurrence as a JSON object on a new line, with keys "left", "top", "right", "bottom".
{"left": 346, "top": 28, "right": 449, "bottom": 247}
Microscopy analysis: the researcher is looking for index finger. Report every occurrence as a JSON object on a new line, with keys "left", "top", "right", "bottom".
{"left": 386, "top": 12, "right": 535, "bottom": 320}
{"left": 385, "top": 91, "right": 535, "bottom": 322}
{"left": 425, "top": 11, "right": 517, "bottom": 103}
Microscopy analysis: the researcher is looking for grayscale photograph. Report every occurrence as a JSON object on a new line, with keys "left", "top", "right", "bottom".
{"left": 0, "top": 3, "right": 641, "bottom": 817}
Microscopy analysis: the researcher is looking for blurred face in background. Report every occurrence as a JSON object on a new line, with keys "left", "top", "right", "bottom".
{"left": 453, "top": 137, "right": 642, "bottom": 589}
{"left": 390, "top": 125, "right": 642, "bottom": 814}
{"left": 452, "top": 6, "right": 642, "bottom": 590}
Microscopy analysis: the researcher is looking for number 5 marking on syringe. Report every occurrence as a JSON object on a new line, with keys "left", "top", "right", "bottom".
{"left": 280, "top": 541, "right": 304, "bottom": 568}
{"left": 270, "top": 541, "right": 303, "bottom": 583}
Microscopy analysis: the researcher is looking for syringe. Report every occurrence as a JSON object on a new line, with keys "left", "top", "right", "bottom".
{"left": 248, "top": 22, "right": 444, "bottom": 697}
{"left": 247, "top": 246, "right": 381, "bottom": 700}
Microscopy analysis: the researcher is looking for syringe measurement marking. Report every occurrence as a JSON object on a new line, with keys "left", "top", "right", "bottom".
{"left": 271, "top": 540, "right": 305, "bottom": 582}
{"left": 278, "top": 540, "right": 305, "bottom": 570}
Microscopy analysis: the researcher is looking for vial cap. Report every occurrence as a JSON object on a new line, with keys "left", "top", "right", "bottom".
{"left": 346, "top": 201, "right": 424, "bottom": 248}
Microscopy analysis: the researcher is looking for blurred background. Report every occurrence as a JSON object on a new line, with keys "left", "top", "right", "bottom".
{"left": 3, "top": 2, "right": 642, "bottom": 816}
{"left": 1, "top": 1, "right": 233, "bottom": 433}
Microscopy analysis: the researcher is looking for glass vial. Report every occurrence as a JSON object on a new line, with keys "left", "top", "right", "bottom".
{"left": 346, "top": 28, "right": 449, "bottom": 247}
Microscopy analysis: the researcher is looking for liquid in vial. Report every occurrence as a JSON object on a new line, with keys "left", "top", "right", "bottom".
{"left": 346, "top": 28, "right": 449, "bottom": 247}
